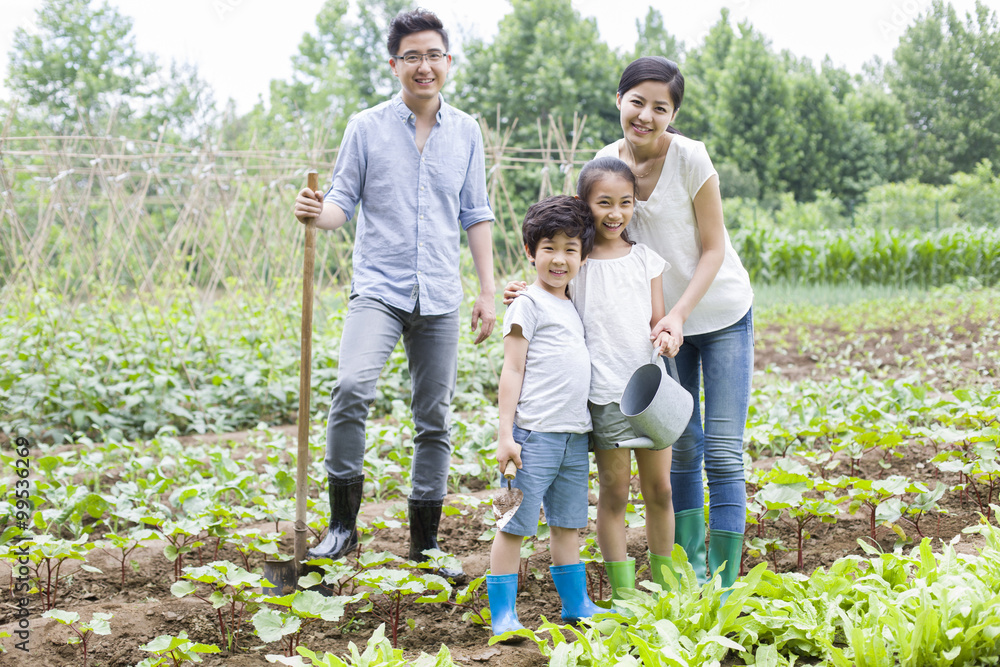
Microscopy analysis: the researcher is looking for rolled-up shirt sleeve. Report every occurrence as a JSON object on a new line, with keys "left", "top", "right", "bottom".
{"left": 325, "top": 119, "right": 366, "bottom": 223}
{"left": 458, "top": 124, "right": 493, "bottom": 230}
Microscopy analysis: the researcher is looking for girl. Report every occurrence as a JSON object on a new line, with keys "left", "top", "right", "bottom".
{"left": 507, "top": 156, "right": 681, "bottom": 600}
{"left": 597, "top": 56, "right": 754, "bottom": 595}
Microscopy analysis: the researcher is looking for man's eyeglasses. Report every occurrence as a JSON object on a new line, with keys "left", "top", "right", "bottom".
{"left": 393, "top": 52, "right": 449, "bottom": 65}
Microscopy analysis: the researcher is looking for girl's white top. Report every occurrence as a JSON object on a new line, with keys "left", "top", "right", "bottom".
{"left": 597, "top": 136, "right": 753, "bottom": 336}
{"left": 569, "top": 243, "right": 666, "bottom": 405}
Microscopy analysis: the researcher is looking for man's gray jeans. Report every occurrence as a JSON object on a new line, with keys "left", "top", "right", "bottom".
{"left": 324, "top": 295, "right": 458, "bottom": 501}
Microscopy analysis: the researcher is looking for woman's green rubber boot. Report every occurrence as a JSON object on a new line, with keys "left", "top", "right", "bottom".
{"left": 708, "top": 529, "right": 744, "bottom": 600}
{"left": 674, "top": 508, "right": 707, "bottom": 585}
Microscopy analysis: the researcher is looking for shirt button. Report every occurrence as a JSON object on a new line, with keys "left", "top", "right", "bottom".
{"left": 417, "top": 271, "right": 422, "bottom": 275}
{"left": 419, "top": 242, "right": 424, "bottom": 247}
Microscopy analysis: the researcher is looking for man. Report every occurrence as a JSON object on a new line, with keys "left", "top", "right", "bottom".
{"left": 293, "top": 8, "right": 495, "bottom": 580}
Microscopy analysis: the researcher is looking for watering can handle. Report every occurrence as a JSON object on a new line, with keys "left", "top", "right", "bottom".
{"left": 650, "top": 349, "right": 682, "bottom": 384}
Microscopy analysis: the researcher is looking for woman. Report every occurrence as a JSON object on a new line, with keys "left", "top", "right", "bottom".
{"left": 595, "top": 56, "right": 754, "bottom": 593}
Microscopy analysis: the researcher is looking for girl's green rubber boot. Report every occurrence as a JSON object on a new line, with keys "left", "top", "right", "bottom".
{"left": 603, "top": 558, "right": 635, "bottom": 601}
{"left": 648, "top": 551, "right": 679, "bottom": 590}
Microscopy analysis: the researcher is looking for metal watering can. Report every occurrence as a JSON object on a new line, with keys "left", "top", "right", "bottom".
{"left": 616, "top": 350, "right": 693, "bottom": 450}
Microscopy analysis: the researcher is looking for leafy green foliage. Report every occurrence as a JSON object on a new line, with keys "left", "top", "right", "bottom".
{"left": 135, "top": 631, "right": 220, "bottom": 666}
{"left": 40, "top": 610, "right": 112, "bottom": 667}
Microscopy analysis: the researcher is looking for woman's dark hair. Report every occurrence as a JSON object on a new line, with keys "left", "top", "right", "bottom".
{"left": 618, "top": 56, "right": 685, "bottom": 135}
{"left": 387, "top": 8, "right": 448, "bottom": 56}
{"left": 522, "top": 195, "right": 595, "bottom": 258}
{"left": 576, "top": 157, "right": 638, "bottom": 245}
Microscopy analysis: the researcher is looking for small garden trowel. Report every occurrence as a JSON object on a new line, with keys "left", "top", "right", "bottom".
{"left": 492, "top": 461, "right": 523, "bottom": 531}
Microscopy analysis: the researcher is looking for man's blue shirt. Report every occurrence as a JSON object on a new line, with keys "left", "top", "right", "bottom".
{"left": 325, "top": 93, "right": 494, "bottom": 315}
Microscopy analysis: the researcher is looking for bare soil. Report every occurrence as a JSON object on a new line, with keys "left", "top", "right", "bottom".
{"left": 1, "top": 316, "right": 996, "bottom": 666}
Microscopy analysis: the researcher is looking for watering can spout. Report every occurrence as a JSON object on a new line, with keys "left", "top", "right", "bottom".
{"left": 615, "top": 436, "right": 657, "bottom": 449}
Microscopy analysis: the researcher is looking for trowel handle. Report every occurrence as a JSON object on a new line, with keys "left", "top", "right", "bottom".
{"left": 503, "top": 461, "right": 517, "bottom": 480}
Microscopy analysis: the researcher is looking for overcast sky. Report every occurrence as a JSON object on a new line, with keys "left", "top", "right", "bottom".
{"left": 2, "top": 0, "right": 997, "bottom": 113}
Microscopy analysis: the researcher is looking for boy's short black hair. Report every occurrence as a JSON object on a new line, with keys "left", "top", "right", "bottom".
{"left": 522, "top": 195, "right": 595, "bottom": 257}
{"left": 387, "top": 8, "right": 449, "bottom": 55}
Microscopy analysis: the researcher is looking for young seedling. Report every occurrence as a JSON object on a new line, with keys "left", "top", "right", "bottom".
{"left": 171, "top": 560, "right": 264, "bottom": 652}
{"left": 0, "top": 533, "right": 100, "bottom": 610}
{"left": 355, "top": 567, "right": 452, "bottom": 648}
{"left": 135, "top": 631, "right": 221, "bottom": 666}
{"left": 147, "top": 516, "right": 208, "bottom": 581}
{"left": 846, "top": 475, "right": 928, "bottom": 546}
{"left": 448, "top": 574, "right": 490, "bottom": 626}
{"left": 96, "top": 528, "right": 159, "bottom": 591}
{"left": 41, "top": 610, "right": 112, "bottom": 667}
{"left": 254, "top": 589, "right": 360, "bottom": 656}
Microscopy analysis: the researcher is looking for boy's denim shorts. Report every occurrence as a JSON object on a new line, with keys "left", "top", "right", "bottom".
{"left": 499, "top": 425, "right": 591, "bottom": 537}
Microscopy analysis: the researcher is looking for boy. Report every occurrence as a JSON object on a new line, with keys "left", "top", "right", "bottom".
{"left": 486, "top": 195, "right": 602, "bottom": 638}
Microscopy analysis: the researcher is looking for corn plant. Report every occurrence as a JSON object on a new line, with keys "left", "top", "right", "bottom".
{"left": 40, "top": 610, "right": 112, "bottom": 667}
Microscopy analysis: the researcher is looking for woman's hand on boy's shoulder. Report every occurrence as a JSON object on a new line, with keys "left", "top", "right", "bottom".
{"left": 502, "top": 281, "right": 528, "bottom": 306}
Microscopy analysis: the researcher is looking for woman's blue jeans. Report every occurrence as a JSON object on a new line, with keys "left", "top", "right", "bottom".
{"left": 670, "top": 308, "right": 753, "bottom": 534}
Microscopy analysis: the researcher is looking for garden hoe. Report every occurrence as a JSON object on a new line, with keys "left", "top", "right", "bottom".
{"left": 492, "top": 461, "right": 524, "bottom": 531}
{"left": 263, "top": 170, "right": 319, "bottom": 595}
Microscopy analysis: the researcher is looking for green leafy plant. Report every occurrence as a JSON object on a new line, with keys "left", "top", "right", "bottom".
{"left": 254, "top": 589, "right": 360, "bottom": 656}
{"left": 171, "top": 560, "right": 264, "bottom": 652}
{"left": 40, "top": 610, "right": 112, "bottom": 667}
{"left": 265, "top": 623, "right": 457, "bottom": 666}
{"left": 96, "top": 528, "right": 159, "bottom": 590}
{"left": 355, "top": 567, "right": 452, "bottom": 648}
{"left": 135, "top": 631, "right": 221, "bottom": 666}
{"left": 0, "top": 533, "right": 100, "bottom": 610}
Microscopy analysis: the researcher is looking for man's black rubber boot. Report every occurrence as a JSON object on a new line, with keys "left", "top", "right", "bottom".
{"left": 408, "top": 498, "right": 466, "bottom": 582}
{"left": 307, "top": 475, "right": 364, "bottom": 560}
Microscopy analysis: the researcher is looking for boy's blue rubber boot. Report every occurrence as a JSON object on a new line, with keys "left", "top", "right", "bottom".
{"left": 486, "top": 573, "right": 525, "bottom": 637}
{"left": 674, "top": 508, "right": 708, "bottom": 585}
{"left": 549, "top": 563, "right": 603, "bottom": 623}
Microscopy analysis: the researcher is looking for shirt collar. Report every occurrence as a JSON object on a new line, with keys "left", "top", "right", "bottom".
{"left": 391, "top": 92, "right": 446, "bottom": 124}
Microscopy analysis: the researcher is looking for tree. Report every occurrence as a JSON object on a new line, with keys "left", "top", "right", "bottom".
{"left": 887, "top": 0, "right": 1000, "bottom": 183}
{"left": 632, "top": 8, "right": 684, "bottom": 62}
{"left": 678, "top": 10, "right": 735, "bottom": 141}
{"left": 707, "top": 21, "right": 791, "bottom": 196}
{"left": 5, "top": 0, "right": 213, "bottom": 138}
{"left": 236, "top": 0, "right": 408, "bottom": 150}
{"left": 453, "top": 0, "right": 624, "bottom": 149}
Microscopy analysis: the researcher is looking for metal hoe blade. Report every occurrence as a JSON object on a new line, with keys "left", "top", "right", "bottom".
{"left": 492, "top": 461, "right": 524, "bottom": 531}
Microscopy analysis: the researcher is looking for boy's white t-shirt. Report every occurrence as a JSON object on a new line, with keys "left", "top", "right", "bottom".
{"left": 596, "top": 136, "right": 753, "bottom": 335}
{"left": 502, "top": 284, "right": 592, "bottom": 434}
{"left": 569, "top": 243, "right": 666, "bottom": 405}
